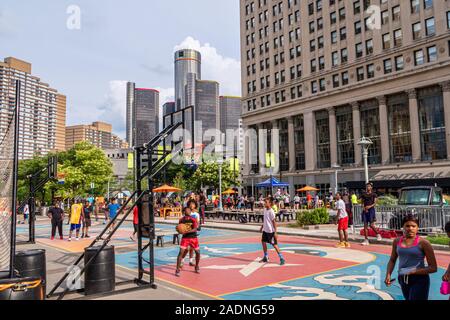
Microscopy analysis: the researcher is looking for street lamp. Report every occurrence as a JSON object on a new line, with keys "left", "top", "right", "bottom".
{"left": 331, "top": 163, "right": 340, "bottom": 195}
{"left": 217, "top": 157, "right": 224, "bottom": 211}
{"left": 358, "top": 137, "right": 373, "bottom": 184}
{"left": 249, "top": 170, "right": 255, "bottom": 197}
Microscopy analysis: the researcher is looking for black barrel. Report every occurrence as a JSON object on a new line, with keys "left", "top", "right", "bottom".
{"left": 0, "top": 277, "right": 44, "bottom": 300}
{"left": 84, "top": 246, "right": 115, "bottom": 296}
{"left": 14, "top": 249, "right": 46, "bottom": 296}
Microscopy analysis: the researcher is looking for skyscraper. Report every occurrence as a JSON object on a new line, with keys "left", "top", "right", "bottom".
{"left": 0, "top": 57, "right": 66, "bottom": 159}
{"left": 133, "top": 88, "right": 159, "bottom": 147}
{"left": 125, "top": 82, "right": 135, "bottom": 145}
{"left": 219, "top": 96, "right": 242, "bottom": 133}
{"left": 174, "top": 49, "right": 201, "bottom": 111}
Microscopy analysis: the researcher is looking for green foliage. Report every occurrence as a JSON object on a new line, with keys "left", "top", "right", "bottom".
{"left": 296, "top": 208, "right": 330, "bottom": 226}
{"left": 377, "top": 195, "right": 398, "bottom": 206}
{"left": 427, "top": 235, "right": 449, "bottom": 246}
{"left": 18, "top": 142, "right": 113, "bottom": 204}
{"left": 188, "top": 161, "right": 240, "bottom": 192}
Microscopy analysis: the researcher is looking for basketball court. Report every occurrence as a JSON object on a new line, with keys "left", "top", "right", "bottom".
{"left": 17, "top": 219, "right": 450, "bottom": 300}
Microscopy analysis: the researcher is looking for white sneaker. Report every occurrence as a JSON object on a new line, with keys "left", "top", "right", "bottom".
{"left": 75, "top": 237, "right": 80, "bottom": 241}
{"left": 377, "top": 234, "right": 382, "bottom": 241}
{"left": 68, "top": 237, "right": 72, "bottom": 242}
{"left": 361, "top": 239, "right": 370, "bottom": 246}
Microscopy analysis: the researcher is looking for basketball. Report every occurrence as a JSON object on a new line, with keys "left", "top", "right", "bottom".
{"left": 176, "top": 223, "right": 191, "bottom": 234}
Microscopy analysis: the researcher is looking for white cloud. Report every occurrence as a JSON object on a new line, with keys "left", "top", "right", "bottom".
{"left": 174, "top": 36, "right": 241, "bottom": 97}
{"left": 97, "top": 80, "right": 128, "bottom": 138}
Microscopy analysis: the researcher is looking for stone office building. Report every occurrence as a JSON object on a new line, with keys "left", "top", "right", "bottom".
{"left": 240, "top": 0, "right": 450, "bottom": 195}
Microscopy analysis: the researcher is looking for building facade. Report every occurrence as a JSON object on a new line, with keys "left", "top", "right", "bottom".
{"left": 125, "top": 82, "right": 135, "bottom": 146}
{"left": 240, "top": 0, "right": 450, "bottom": 195}
{"left": 0, "top": 57, "right": 66, "bottom": 159}
{"left": 220, "top": 96, "right": 243, "bottom": 133}
{"left": 132, "top": 87, "right": 159, "bottom": 148}
{"left": 175, "top": 49, "right": 202, "bottom": 111}
{"left": 65, "top": 121, "right": 128, "bottom": 150}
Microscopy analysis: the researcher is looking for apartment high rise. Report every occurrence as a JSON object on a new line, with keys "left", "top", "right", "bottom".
{"left": 65, "top": 121, "right": 128, "bottom": 150}
{"left": 0, "top": 57, "right": 66, "bottom": 159}
{"left": 240, "top": 0, "right": 450, "bottom": 194}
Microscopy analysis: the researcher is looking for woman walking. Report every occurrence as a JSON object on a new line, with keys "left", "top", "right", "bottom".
{"left": 385, "top": 215, "right": 438, "bottom": 300}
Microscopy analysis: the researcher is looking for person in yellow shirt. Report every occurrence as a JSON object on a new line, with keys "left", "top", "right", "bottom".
{"left": 351, "top": 192, "right": 358, "bottom": 205}
{"left": 68, "top": 199, "right": 84, "bottom": 241}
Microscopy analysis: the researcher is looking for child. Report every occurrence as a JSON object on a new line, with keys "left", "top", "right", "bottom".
{"left": 335, "top": 193, "right": 350, "bottom": 248}
{"left": 107, "top": 198, "right": 120, "bottom": 234}
{"left": 260, "top": 198, "right": 285, "bottom": 265}
{"left": 68, "top": 199, "right": 84, "bottom": 241}
{"left": 175, "top": 207, "right": 200, "bottom": 277}
{"left": 187, "top": 199, "right": 201, "bottom": 267}
{"left": 81, "top": 200, "right": 92, "bottom": 238}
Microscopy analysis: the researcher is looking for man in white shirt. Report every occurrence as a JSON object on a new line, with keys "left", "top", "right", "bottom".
{"left": 22, "top": 203, "right": 29, "bottom": 224}
{"left": 260, "top": 198, "right": 285, "bottom": 265}
{"left": 335, "top": 193, "right": 350, "bottom": 248}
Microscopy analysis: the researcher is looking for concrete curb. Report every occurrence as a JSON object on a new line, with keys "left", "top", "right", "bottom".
{"left": 156, "top": 219, "right": 450, "bottom": 253}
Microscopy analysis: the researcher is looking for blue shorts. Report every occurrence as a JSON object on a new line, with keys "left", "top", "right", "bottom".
{"left": 70, "top": 224, "right": 81, "bottom": 231}
{"left": 362, "top": 207, "right": 376, "bottom": 224}
{"left": 109, "top": 214, "right": 117, "bottom": 220}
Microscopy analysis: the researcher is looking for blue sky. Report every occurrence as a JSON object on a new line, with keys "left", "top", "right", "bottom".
{"left": 0, "top": 0, "right": 241, "bottom": 138}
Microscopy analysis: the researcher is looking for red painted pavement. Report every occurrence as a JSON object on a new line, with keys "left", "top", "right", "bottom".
{"left": 155, "top": 250, "right": 355, "bottom": 297}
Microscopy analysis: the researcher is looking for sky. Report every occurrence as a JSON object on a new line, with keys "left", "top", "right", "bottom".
{"left": 0, "top": 0, "right": 242, "bottom": 139}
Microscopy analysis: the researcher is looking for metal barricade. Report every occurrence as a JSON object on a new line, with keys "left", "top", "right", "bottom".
{"left": 353, "top": 205, "right": 450, "bottom": 233}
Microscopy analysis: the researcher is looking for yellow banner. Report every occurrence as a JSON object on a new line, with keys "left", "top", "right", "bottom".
{"left": 229, "top": 158, "right": 240, "bottom": 172}
{"left": 265, "top": 153, "right": 275, "bottom": 168}
{"left": 128, "top": 153, "right": 134, "bottom": 169}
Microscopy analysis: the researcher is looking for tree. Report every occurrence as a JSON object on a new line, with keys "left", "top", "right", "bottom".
{"left": 188, "top": 161, "right": 240, "bottom": 192}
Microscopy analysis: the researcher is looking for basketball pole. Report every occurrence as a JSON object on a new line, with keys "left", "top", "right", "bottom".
{"left": 9, "top": 80, "right": 21, "bottom": 278}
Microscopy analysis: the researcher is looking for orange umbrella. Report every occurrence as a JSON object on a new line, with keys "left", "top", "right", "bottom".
{"left": 222, "top": 188, "right": 238, "bottom": 195}
{"left": 153, "top": 184, "right": 182, "bottom": 193}
{"left": 297, "top": 186, "right": 319, "bottom": 192}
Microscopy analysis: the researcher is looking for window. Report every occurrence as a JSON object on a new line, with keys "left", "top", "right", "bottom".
{"left": 392, "top": 6, "right": 400, "bottom": 22}
{"left": 360, "top": 99, "right": 382, "bottom": 164}
{"left": 342, "top": 71, "right": 349, "bottom": 85}
{"left": 356, "top": 43, "right": 363, "bottom": 58}
{"left": 316, "top": 111, "right": 331, "bottom": 168}
{"left": 318, "top": 36, "right": 324, "bottom": 49}
{"left": 336, "top": 107, "right": 355, "bottom": 166}
{"left": 311, "top": 81, "right": 318, "bottom": 94}
{"left": 353, "top": 1, "right": 361, "bottom": 15}
{"left": 427, "top": 46, "right": 437, "bottom": 62}
{"left": 294, "top": 115, "right": 305, "bottom": 170}
{"left": 311, "top": 59, "right": 317, "bottom": 72}
{"left": 341, "top": 48, "right": 348, "bottom": 63}
{"left": 367, "top": 64, "right": 374, "bottom": 78}
{"left": 330, "top": 11, "right": 337, "bottom": 24}
{"left": 354, "top": 21, "right": 362, "bottom": 35}
{"left": 319, "top": 78, "right": 326, "bottom": 92}
{"left": 339, "top": 7, "right": 346, "bottom": 20}
{"left": 309, "top": 21, "right": 315, "bottom": 33}
{"left": 447, "top": 11, "right": 450, "bottom": 29}
{"left": 319, "top": 56, "right": 325, "bottom": 70}
{"left": 424, "top": 0, "right": 433, "bottom": 10}
{"left": 381, "top": 10, "right": 389, "bottom": 25}
{"left": 411, "top": 0, "right": 420, "bottom": 14}
{"left": 394, "top": 29, "right": 402, "bottom": 46}
{"left": 414, "top": 49, "right": 424, "bottom": 65}
{"left": 310, "top": 39, "right": 316, "bottom": 52}
{"left": 340, "top": 27, "right": 347, "bottom": 40}
{"left": 425, "top": 17, "right": 435, "bottom": 36}
{"left": 418, "top": 86, "right": 447, "bottom": 161}
{"left": 357, "top": 67, "right": 364, "bottom": 81}
{"left": 317, "top": 17, "right": 323, "bottom": 30}
{"left": 412, "top": 22, "right": 421, "bottom": 40}
{"left": 395, "top": 55, "right": 404, "bottom": 71}
{"left": 331, "top": 31, "right": 338, "bottom": 44}
{"left": 332, "top": 51, "right": 339, "bottom": 67}
{"left": 382, "top": 33, "right": 391, "bottom": 50}
{"left": 366, "top": 39, "right": 373, "bottom": 55}
{"left": 384, "top": 59, "right": 392, "bottom": 74}
{"left": 333, "top": 74, "right": 340, "bottom": 88}
{"left": 388, "top": 93, "right": 412, "bottom": 163}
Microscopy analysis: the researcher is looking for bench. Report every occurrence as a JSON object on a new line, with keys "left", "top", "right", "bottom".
{"left": 156, "top": 231, "right": 180, "bottom": 247}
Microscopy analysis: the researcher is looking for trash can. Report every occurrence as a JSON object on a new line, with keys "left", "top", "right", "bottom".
{"left": 0, "top": 277, "right": 44, "bottom": 300}
{"left": 15, "top": 249, "right": 46, "bottom": 296}
{"left": 84, "top": 246, "right": 115, "bottom": 296}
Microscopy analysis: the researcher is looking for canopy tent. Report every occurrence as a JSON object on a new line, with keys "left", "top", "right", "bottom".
{"left": 153, "top": 184, "right": 182, "bottom": 193}
{"left": 256, "top": 177, "right": 289, "bottom": 188}
{"left": 297, "top": 186, "right": 319, "bottom": 192}
{"left": 222, "top": 188, "right": 238, "bottom": 195}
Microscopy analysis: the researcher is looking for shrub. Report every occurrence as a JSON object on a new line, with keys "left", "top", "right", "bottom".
{"left": 296, "top": 208, "right": 330, "bottom": 226}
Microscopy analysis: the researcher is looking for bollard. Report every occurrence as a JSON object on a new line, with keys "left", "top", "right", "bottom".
{"left": 0, "top": 277, "right": 44, "bottom": 300}
{"left": 14, "top": 249, "right": 46, "bottom": 296}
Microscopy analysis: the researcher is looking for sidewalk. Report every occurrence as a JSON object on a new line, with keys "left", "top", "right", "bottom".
{"left": 156, "top": 217, "right": 450, "bottom": 252}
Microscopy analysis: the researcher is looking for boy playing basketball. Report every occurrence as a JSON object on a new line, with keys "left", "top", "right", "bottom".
{"left": 335, "top": 193, "right": 350, "bottom": 248}
{"left": 260, "top": 198, "right": 285, "bottom": 265}
{"left": 175, "top": 207, "right": 201, "bottom": 277}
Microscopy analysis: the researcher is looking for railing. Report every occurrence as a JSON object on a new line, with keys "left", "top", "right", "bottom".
{"left": 353, "top": 205, "right": 450, "bottom": 233}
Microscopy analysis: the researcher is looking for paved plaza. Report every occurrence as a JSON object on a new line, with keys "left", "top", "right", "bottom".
{"left": 15, "top": 218, "right": 450, "bottom": 300}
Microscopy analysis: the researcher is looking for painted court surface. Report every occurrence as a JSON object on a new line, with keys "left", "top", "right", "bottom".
{"left": 17, "top": 222, "right": 450, "bottom": 300}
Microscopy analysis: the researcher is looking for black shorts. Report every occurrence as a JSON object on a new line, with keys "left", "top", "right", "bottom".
{"left": 262, "top": 232, "right": 277, "bottom": 245}
{"left": 84, "top": 219, "right": 91, "bottom": 227}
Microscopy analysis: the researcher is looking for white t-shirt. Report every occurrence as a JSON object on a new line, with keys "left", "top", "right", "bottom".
{"left": 294, "top": 196, "right": 300, "bottom": 203}
{"left": 336, "top": 199, "right": 347, "bottom": 219}
{"left": 263, "top": 208, "right": 276, "bottom": 233}
{"left": 191, "top": 211, "right": 200, "bottom": 224}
